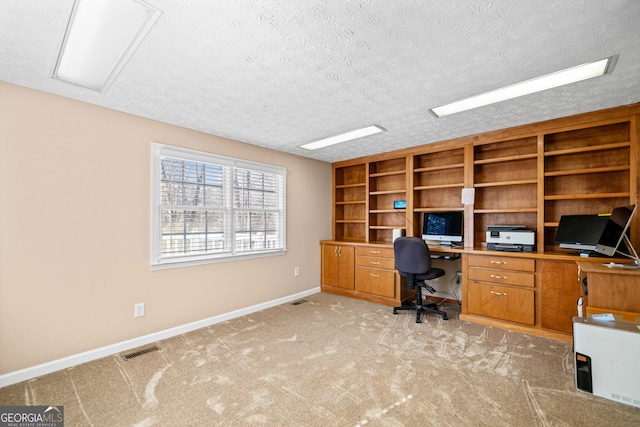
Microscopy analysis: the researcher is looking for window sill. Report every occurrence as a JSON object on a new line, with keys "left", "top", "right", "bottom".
{"left": 151, "top": 249, "right": 287, "bottom": 270}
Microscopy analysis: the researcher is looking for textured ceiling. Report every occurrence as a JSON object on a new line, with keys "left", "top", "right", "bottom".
{"left": 1, "top": 0, "right": 640, "bottom": 163}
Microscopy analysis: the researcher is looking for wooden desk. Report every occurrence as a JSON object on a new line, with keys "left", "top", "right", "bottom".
{"left": 577, "top": 261, "right": 640, "bottom": 316}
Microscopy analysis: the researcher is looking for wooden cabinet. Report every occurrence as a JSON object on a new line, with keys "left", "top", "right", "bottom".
{"left": 466, "top": 254, "right": 535, "bottom": 325}
{"left": 539, "top": 260, "right": 581, "bottom": 333}
{"left": 321, "top": 244, "right": 354, "bottom": 290}
{"left": 578, "top": 261, "right": 640, "bottom": 318}
{"left": 355, "top": 247, "right": 396, "bottom": 298}
{"left": 321, "top": 242, "right": 412, "bottom": 306}
{"left": 326, "top": 105, "right": 640, "bottom": 341}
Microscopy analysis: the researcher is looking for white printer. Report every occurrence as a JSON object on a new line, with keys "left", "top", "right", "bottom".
{"left": 486, "top": 225, "right": 535, "bottom": 252}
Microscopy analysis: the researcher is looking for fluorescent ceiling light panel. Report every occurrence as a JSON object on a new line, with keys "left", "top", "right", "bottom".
{"left": 300, "top": 125, "right": 386, "bottom": 150}
{"left": 53, "top": 0, "right": 162, "bottom": 92}
{"left": 430, "top": 57, "right": 613, "bottom": 117}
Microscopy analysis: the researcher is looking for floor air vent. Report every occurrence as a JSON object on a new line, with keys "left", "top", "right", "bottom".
{"left": 291, "top": 299, "right": 308, "bottom": 305}
{"left": 122, "top": 345, "right": 160, "bottom": 360}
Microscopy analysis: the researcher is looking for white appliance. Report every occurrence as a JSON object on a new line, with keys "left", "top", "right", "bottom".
{"left": 573, "top": 317, "right": 640, "bottom": 408}
{"left": 486, "top": 225, "right": 535, "bottom": 251}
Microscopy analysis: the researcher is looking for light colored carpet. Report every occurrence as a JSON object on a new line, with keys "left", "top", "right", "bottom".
{"left": 1, "top": 292, "right": 639, "bottom": 426}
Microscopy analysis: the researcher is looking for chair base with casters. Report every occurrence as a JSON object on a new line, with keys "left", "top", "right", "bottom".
{"left": 393, "top": 273, "right": 448, "bottom": 323}
{"left": 392, "top": 237, "right": 449, "bottom": 323}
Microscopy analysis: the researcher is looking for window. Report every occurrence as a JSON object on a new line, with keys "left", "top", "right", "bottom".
{"left": 151, "top": 143, "right": 286, "bottom": 268}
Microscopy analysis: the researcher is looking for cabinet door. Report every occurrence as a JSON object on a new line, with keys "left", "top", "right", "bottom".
{"left": 540, "top": 260, "right": 581, "bottom": 333}
{"left": 337, "top": 246, "right": 355, "bottom": 289}
{"left": 323, "top": 244, "right": 355, "bottom": 290}
{"left": 322, "top": 244, "right": 340, "bottom": 287}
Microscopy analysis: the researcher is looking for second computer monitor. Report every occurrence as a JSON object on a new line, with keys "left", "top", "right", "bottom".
{"left": 422, "top": 211, "right": 463, "bottom": 246}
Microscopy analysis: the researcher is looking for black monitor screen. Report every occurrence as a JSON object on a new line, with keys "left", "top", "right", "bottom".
{"left": 555, "top": 214, "right": 609, "bottom": 251}
{"left": 422, "top": 212, "right": 463, "bottom": 240}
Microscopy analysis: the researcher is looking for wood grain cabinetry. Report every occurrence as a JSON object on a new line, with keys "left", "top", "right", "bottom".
{"left": 539, "top": 260, "right": 581, "bottom": 333}
{"left": 412, "top": 148, "right": 465, "bottom": 236}
{"left": 466, "top": 254, "right": 535, "bottom": 325}
{"left": 321, "top": 241, "right": 410, "bottom": 306}
{"left": 332, "top": 108, "right": 638, "bottom": 250}
{"left": 355, "top": 247, "right": 396, "bottom": 298}
{"left": 321, "top": 244, "right": 354, "bottom": 290}
{"left": 325, "top": 105, "right": 640, "bottom": 341}
{"left": 542, "top": 121, "right": 633, "bottom": 248}
{"left": 333, "top": 164, "right": 367, "bottom": 242}
{"left": 578, "top": 261, "right": 640, "bottom": 319}
{"left": 472, "top": 137, "right": 539, "bottom": 247}
{"left": 368, "top": 157, "right": 407, "bottom": 243}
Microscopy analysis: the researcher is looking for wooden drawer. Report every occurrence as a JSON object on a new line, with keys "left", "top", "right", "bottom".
{"left": 356, "top": 256, "right": 395, "bottom": 269}
{"left": 357, "top": 246, "right": 394, "bottom": 258}
{"left": 467, "top": 268, "right": 535, "bottom": 287}
{"left": 467, "top": 283, "right": 534, "bottom": 325}
{"left": 467, "top": 254, "right": 535, "bottom": 272}
{"left": 356, "top": 267, "right": 396, "bottom": 298}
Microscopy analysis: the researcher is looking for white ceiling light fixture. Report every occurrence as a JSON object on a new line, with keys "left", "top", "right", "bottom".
{"left": 53, "top": 0, "right": 162, "bottom": 92}
{"left": 430, "top": 57, "right": 614, "bottom": 118}
{"left": 300, "top": 125, "right": 386, "bottom": 150}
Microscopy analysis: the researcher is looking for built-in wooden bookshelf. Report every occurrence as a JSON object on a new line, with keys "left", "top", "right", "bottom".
{"left": 471, "top": 136, "right": 539, "bottom": 248}
{"left": 331, "top": 105, "right": 639, "bottom": 250}
{"left": 368, "top": 157, "right": 407, "bottom": 243}
{"left": 542, "top": 120, "right": 633, "bottom": 249}
{"left": 333, "top": 163, "right": 366, "bottom": 242}
{"left": 412, "top": 147, "right": 465, "bottom": 237}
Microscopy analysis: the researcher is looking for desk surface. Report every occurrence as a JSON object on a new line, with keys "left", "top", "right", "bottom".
{"left": 321, "top": 240, "right": 620, "bottom": 263}
{"left": 577, "top": 261, "right": 640, "bottom": 276}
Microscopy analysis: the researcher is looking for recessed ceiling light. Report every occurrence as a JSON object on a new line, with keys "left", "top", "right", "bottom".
{"left": 53, "top": 0, "right": 162, "bottom": 92}
{"left": 299, "top": 125, "right": 386, "bottom": 150}
{"left": 429, "top": 57, "right": 614, "bottom": 117}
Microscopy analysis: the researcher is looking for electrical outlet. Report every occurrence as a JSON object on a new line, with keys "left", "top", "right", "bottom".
{"left": 134, "top": 303, "right": 145, "bottom": 318}
{"left": 294, "top": 267, "right": 300, "bottom": 277}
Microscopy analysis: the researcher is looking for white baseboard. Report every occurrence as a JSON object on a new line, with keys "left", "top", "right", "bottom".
{"left": 0, "top": 287, "right": 320, "bottom": 388}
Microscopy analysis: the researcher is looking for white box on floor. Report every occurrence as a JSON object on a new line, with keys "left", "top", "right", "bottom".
{"left": 573, "top": 316, "right": 640, "bottom": 408}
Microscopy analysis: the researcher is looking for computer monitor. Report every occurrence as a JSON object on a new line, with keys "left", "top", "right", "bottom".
{"left": 422, "top": 211, "right": 463, "bottom": 246}
{"left": 555, "top": 214, "right": 609, "bottom": 254}
{"left": 595, "top": 205, "right": 637, "bottom": 258}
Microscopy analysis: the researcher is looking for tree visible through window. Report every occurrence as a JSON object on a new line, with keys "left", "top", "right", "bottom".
{"left": 152, "top": 143, "right": 286, "bottom": 268}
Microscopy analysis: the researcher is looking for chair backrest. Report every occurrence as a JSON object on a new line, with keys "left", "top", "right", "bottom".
{"left": 393, "top": 236, "right": 433, "bottom": 275}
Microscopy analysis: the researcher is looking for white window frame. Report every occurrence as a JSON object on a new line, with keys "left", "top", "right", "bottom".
{"left": 151, "top": 143, "right": 286, "bottom": 269}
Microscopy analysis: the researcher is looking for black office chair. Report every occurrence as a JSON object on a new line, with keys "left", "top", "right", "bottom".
{"left": 393, "top": 237, "right": 448, "bottom": 323}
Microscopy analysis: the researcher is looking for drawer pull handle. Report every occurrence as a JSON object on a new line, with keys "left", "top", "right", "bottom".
{"left": 491, "top": 260, "right": 506, "bottom": 265}
{"left": 490, "top": 291, "right": 507, "bottom": 296}
{"left": 370, "top": 250, "right": 380, "bottom": 254}
{"left": 370, "top": 273, "right": 380, "bottom": 278}
{"left": 490, "top": 274, "right": 507, "bottom": 279}
{"left": 370, "top": 261, "right": 380, "bottom": 265}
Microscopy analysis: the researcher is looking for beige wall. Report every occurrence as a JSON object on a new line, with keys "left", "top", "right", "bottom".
{"left": 0, "top": 82, "right": 332, "bottom": 374}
